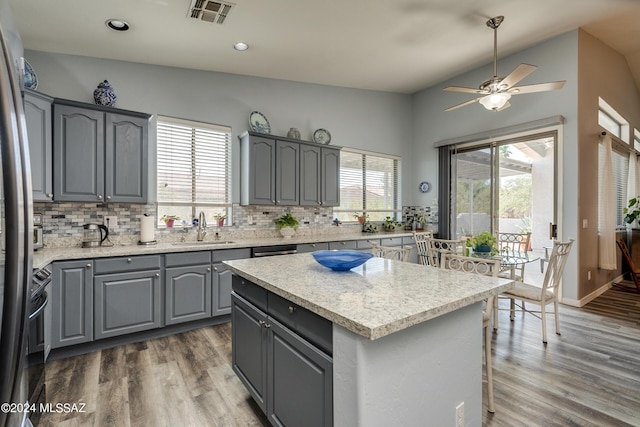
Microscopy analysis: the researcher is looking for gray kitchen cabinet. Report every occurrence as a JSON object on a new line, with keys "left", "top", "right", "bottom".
{"left": 53, "top": 99, "right": 150, "bottom": 203}
{"left": 240, "top": 133, "right": 299, "bottom": 205}
{"left": 300, "top": 145, "right": 341, "bottom": 207}
{"left": 212, "top": 248, "right": 251, "bottom": 317}
{"left": 94, "top": 255, "right": 162, "bottom": 339}
{"left": 51, "top": 260, "right": 94, "bottom": 348}
{"left": 165, "top": 251, "right": 212, "bottom": 325}
{"left": 24, "top": 89, "right": 53, "bottom": 201}
{"left": 328, "top": 240, "right": 357, "bottom": 250}
{"left": 296, "top": 242, "right": 329, "bottom": 253}
{"left": 232, "top": 276, "right": 333, "bottom": 426}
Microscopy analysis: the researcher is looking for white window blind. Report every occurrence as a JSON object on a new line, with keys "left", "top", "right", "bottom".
{"left": 335, "top": 149, "right": 399, "bottom": 222}
{"left": 598, "top": 140, "right": 629, "bottom": 229}
{"left": 157, "top": 116, "right": 232, "bottom": 225}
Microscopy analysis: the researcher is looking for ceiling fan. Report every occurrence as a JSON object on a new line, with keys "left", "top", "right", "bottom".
{"left": 443, "top": 16, "right": 565, "bottom": 112}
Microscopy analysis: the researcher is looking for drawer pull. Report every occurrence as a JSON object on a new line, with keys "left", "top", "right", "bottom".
{"left": 288, "top": 306, "right": 296, "bottom": 314}
{"left": 86, "top": 263, "right": 92, "bottom": 269}
{"left": 207, "top": 267, "right": 211, "bottom": 272}
{"left": 97, "top": 195, "right": 103, "bottom": 200}
{"left": 213, "top": 267, "right": 218, "bottom": 272}
{"left": 106, "top": 195, "right": 112, "bottom": 200}
{"left": 340, "top": 242, "right": 346, "bottom": 245}
{"left": 127, "top": 258, "right": 132, "bottom": 263}
{"left": 155, "top": 273, "right": 160, "bottom": 278}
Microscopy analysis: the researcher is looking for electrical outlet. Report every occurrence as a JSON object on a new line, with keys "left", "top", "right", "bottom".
{"left": 588, "top": 270, "right": 591, "bottom": 280}
{"left": 247, "top": 215, "right": 253, "bottom": 225}
{"left": 455, "top": 402, "right": 464, "bottom": 427}
{"left": 104, "top": 215, "right": 118, "bottom": 228}
{"left": 582, "top": 219, "right": 588, "bottom": 229}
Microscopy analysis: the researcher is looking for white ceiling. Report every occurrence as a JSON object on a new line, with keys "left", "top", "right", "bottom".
{"left": 8, "top": 0, "right": 640, "bottom": 94}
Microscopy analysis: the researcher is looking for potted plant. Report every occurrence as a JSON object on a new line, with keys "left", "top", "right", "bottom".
{"left": 353, "top": 212, "right": 368, "bottom": 224}
{"left": 468, "top": 231, "right": 497, "bottom": 255}
{"left": 275, "top": 213, "right": 299, "bottom": 239}
{"left": 215, "top": 213, "right": 226, "bottom": 227}
{"left": 382, "top": 216, "right": 400, "bottom": 232}
{"left": 161, "top": 215, "right": 180, "bottom": 228}
{"left": 624, "top": 197, "right": 640, "bottom": 226}
{"left": 414, "top": 212, "right": 428, "bottom": 231}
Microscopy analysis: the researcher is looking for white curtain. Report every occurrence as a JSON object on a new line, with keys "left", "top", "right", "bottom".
{"left": 627, "top": 152, "right": 639, "bottom": 204}
{"left": 599, "top": 133, "right": 616, "bottom": 270}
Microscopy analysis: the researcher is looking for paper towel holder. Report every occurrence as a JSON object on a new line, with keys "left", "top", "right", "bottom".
{"left": 139, "top": 213, "right": 158, "bottom": 245}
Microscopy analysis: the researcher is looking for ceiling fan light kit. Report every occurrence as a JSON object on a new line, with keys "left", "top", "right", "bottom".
{"left": 444, "top": 16, "right": 566, "bottom": 112}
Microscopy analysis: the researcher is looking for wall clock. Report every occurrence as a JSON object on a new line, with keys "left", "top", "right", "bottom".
{"left": 419, "top": 181, "right": 431, "bottom": 193}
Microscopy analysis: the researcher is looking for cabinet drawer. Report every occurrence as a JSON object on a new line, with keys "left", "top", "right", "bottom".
{"left": 356, "top": 238, "right": 379, "bottom": 249}
{"left": 165, "top": 251, "right": 211, "bottom": 267}
{"left": 94, "top": 255, "right": 161, "bottom": 274}
{"left": 296, "top": 242, "right": 329, "bottom": 253}
{"left": 402, "top": 237, "right": 416, "bottom": 246}
{"left": 328, "top": 240, "right": 357, "bottom": 250}
{"left": 380, "top": 237, "right": 404, "bottom": 247}
{"left": 212, "top": 248, "right": 251, "bottom": 263}
{"left": 232, "top": 275, "right": 268, "bottom": 312}
{"left": 268, "top": 292, "right": 332, "bottom": 355}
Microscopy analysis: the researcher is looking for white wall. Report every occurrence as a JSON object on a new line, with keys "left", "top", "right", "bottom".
{"left": 411, "top": 31, "right": 581, "bottom": 299}
{"left": 24, "top": 50, "right": 414, "bottom": 205}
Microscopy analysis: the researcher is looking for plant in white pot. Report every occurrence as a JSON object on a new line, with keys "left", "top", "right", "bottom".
{"left": 275, "top": 213, "right": 299, "bottom": 239}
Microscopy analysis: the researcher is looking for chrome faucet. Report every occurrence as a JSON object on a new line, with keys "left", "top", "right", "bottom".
{"left": 197, "top": 211, "right": 207, "bottom": 241}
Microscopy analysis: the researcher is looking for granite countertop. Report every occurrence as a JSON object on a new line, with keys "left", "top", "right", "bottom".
{"left": 223, "top": 253, "right": 515, "bottom": 340}
{"left": 32, "top": 231, "right": 415, "bottom": 269}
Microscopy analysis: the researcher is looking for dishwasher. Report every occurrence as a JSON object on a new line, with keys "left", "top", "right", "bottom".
{"left": 251, "top": 244, "right": 298, "bottom": 258}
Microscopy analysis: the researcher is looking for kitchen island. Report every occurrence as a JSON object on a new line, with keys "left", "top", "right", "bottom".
{"left": 224, "top": 253, "right": 514, "bottom": 426}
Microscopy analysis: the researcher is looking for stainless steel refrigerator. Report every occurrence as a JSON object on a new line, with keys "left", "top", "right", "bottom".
{"left": 0, "top": 9, "right": 34, "bottom": 427}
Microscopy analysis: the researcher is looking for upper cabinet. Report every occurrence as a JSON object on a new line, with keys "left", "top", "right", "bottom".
{"left": 240, "top": 131, "right": 340, "bottom": 206}
{"left": 53, "top": 99, "right": 150, "bottom": 203}
{"left": 24, "top": 90, "right": 53, "bottom": 202}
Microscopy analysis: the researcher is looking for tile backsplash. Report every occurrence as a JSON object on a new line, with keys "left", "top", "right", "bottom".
{"left": 34, "top": 202, "right": 355, "bottom": 248}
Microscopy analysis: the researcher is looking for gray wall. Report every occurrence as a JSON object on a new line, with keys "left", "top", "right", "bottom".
{"left": 411, "top": 30, "right": 581, "bottom": 299}
{"left": 24, "top": 50, "right": 414, "bottom": 206}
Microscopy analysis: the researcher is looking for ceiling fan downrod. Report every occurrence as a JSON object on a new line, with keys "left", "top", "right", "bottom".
{"left": 487, "top": 16, "right": 504, "bottom": 79}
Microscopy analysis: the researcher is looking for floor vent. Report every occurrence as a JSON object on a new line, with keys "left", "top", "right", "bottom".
{"left": 187, "top": 0, "right": 234, "bottom": 24}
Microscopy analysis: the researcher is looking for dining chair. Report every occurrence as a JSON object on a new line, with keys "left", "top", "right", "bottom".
{"left": 424, "top": 238, "right": 466, "bottom": 267}
{"left": 440, "top": 253, "right": 500, "bottom": 413}
{"left": 615, "top": 238, "right": 640, "bottom": 292}
{"left": 496, "top": 232, "right": 531, "bottom": 281}
{"left": 371, "top": 242, "right": 412, "bottom": 262}
{"left": 500, "top": 239, "right": 574, "bottom": 343}
{"left": 412, "top": 231, "right": 433, "bottom": 265}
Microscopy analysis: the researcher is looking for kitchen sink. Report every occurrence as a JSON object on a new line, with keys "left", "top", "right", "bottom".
{"left": 171, "top": 241, "right": 235, "bottom": 246}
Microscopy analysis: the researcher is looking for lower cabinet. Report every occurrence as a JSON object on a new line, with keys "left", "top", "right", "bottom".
{"left": 94, "top": 269, "right": 162, "bottom": 339}
{"left": 165, "top": 251, "right": 212, "bottom": 325}
{"left": 232, "top": 276, "right": 333, "bottom": 427}
{"left": 212, "top": 248, "right": 251, "bottom": 316}
{"left": 51, "top": 260, "right": 94, "bottom": 348}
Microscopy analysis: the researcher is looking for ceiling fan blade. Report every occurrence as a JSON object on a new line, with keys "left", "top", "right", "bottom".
{"left": 496, "top": 101, "right": 511, "bottom": 111}
{"left": 510, "top": 81, "right": 566, "bottom": 94}
{"left": 444, "top": 97, "right": 481, "bottom": 112}
{"left": 443, "top": 86, "right": 483, "bottom": 94}
{"left": 500, "top": 63, "right": 537, "bottom": 89}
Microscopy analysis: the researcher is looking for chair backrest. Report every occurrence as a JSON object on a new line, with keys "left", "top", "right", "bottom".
{"left": 497, "top": 232, "right": 531, "bottom": 255}
{"left": 412, "top": 231, "right": 433, "bottom": 265}
{"left": 425, "top": 238, "right": 466, "bottom": 267}
{"left": 616, "top": 238, "right": 640, "bottom": 289}
{"left": 440, "top": 253, "right": 500, "bottom": 318}
{"left": 371, "top": 242, "right": 412, "bottom": 262}
{"left": 541, "top": 239, "right": 575, "bottom": 295}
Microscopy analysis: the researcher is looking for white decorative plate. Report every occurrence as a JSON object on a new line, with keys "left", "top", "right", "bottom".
{"left": 249, "top": 111, "right": 271, "bottom": 134}
{"left": 313, "top": 128, "right": 331, "bottom": 144}
{"left": 23, "top": 58, "right": 38, "bottom": 90}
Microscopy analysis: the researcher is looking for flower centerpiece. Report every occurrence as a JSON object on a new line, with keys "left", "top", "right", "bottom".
{"left": 382, "top": 216, "right": 401, "bottom": 232}
{"left": 275, "top": 213, "right": 299, "bottom": 239}
{"left": 161, "top": 215, "right": 180, "bottom": 228}
{"left": 467, "top": 231, "right": 498, "bottom": 255}
{"left": 214, "top": 213, "right": 226, "bottom": 227}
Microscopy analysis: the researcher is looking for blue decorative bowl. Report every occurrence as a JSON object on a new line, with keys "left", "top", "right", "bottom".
{"left": 312, "top": 250, "right": 374, "bottom": 271}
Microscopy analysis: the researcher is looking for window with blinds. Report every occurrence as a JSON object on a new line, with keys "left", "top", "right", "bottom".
{"left": 157, "top": 116, "right": 232, "bottom": 226}
{"left": 598, "top": 137, "right": 629, "bottom": 230}
{"left": 335, "top": 149, "right": 400, "bottom": 222}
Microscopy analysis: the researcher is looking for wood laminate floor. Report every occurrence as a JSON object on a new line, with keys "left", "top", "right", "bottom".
{"left": 38, "top": 287, "right": 640, "bottom": 427}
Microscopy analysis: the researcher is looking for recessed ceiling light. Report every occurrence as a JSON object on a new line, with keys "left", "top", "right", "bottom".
{"left": 234, "top": 42, "right": 248, "bottom": 51}
{"left": 106, "top": 19, "right": 130, "bottom": 32}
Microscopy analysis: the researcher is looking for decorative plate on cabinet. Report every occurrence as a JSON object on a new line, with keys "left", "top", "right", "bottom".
{"left": 249, "top": 111, "right": 271, "bottom": 134}
{"left": 419, "top": 181, "right": 431, "bottom": 193}
{"left": 313, "top": 128, "right": 331, "bottom": 144}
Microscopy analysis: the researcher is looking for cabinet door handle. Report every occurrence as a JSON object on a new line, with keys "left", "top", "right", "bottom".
{"left": 86, "top": 263, "right": 92, "bottom": 269}
{"left": 288, "top": 306, "right": 296, "bottom": 314}
{"left": 106, "top": 195, "right": 112, "bottom": 200}
{"left": 264, "top": 323, "right": 271, "bottom": 329}
{"left": 97, "top": 195, "right": 103, "bottom": 200}
{"left": 341, "top": 242, "right": 346, "bottom": 245}
{"left": 47, "top": 193, "right": 53, "bottom": 198}
{"left": 127, "top": 258, "right": 132, "bottom": 263}
{"left": 259, "top": 320, "right": 266, "bottom": 327}
{"left": 213, "top": 267, "right": 218, "bottom": 272}
{"left": 207, "top": 267, "right": 211, "bottom": 272}
{"left": 155, "top": 273, "right": 160, "bottom": 278}
{"left": 311, "top": 244, "right": 316, "bottom": 247}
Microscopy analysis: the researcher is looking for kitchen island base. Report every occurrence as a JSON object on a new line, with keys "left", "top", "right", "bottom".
{"left": 333, "top": 302, "right": 482, "bottom": 427}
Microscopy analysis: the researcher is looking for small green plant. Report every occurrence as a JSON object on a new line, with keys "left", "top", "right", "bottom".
{"left": 161, "top": 215, "right": 180, "bottom": 223}
{"left": 275, "top": 213, "right": 299, "bottom": 230}
{"left": 362, "top": 221, "right": 378, "bottom": 233}
{"left": 382, "top": 216, "right": 400, "bottom": 231}
{"left": 624, "top": 197, "right": 640, "bottom": 225}
{"left": 467, "top": 231, "right": 498, "bottom": 254}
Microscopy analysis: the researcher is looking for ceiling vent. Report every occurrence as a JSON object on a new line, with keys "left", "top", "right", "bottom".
{"left": 187, "top": 0, "right": 234, "bottom": 24}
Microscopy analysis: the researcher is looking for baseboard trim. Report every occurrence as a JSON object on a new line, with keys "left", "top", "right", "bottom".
{"left": 561, "top": 275, "right": 623, "bottom": 307}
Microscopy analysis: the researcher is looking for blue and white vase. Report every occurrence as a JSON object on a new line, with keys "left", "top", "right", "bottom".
{"left": 93, "top": 80, "right": 117, "bottom": 107}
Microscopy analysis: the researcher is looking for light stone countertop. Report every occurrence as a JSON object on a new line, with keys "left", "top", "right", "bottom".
{"left": 223, "top": 253, "right": 515, "bottom": 340}
{"left": 32, "top": 231, "right": 415, "bottom": 269}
